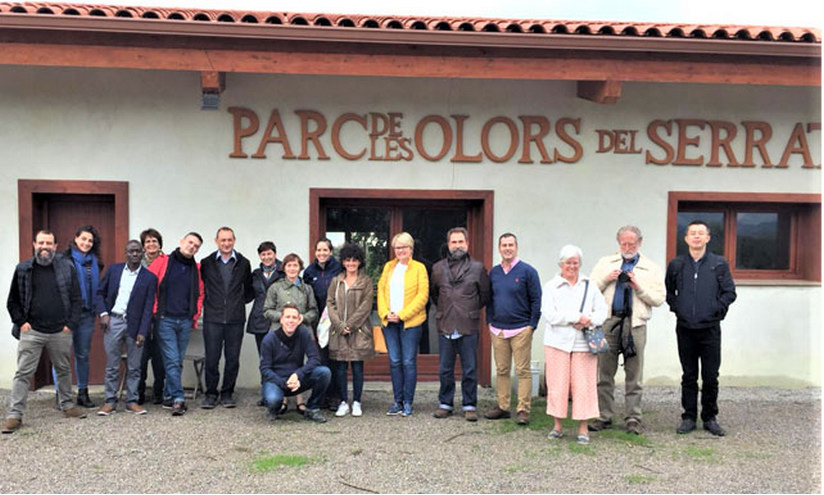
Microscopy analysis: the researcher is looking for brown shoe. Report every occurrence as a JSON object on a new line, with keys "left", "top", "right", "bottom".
{"left": 516, "top": 410, "right": 530, "bottom": 425}
{"left": 97, "top": 404, "right": 116, "bottom": 416}
{"left": 1, "top": 418, "right": 21, "bottom": 434}
{"left": 626, "top": 419, "right": 644, "bottom": 435}
{"left": 432, "top": 408, "right": 452, "bottom": 419}
{"left": 483, "top": 407, "right": 511, "bottom": 420}
{"left": 464, "top": 410, "right": 478, "bottom": 422}
{"left": 588, "top": 419, "right": 612, "bottom": 432}
{"left": 126, "top": 403, "right": 147, "bottom": 415}
{"left": 63, "top": 406, "right": 88, "bottom": 419}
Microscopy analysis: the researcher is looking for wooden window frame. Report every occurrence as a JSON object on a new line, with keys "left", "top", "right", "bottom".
{"left": 667, "top": 192, "right": 821, "bottom": 285}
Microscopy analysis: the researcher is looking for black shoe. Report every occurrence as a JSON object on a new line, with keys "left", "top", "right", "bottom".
{"left": 256, "top": 399, "right": 266, "bottom": 407}
{"left": 137, "top": 392, "right": 146, "bottom": 406}
{"left": 171, "top": 401, "right": 187, "bottom": 416}
{"left": 220, "top": 395, "right": 236, "bottom": 408}
{"left": 76, "top": 388, "right": 96, "bottom": 408}
{"left": 154, "top": 396, "right": 165, "bottom": 406}
{"left": 676, "top": 418, "right": 697, "bottom": 434}
{"left": 304, "top": 409, "right": 327, "bottom": 423}
{"left": 161, "top": 398, "right": 174, "bottom": 409}
{"left": 200, "top": 395, "right": 218, "bottom": 409}
{"left": 266, "top": 408, "right": 279, "bottom": 421}
{"left": 588, "top": 419, "right": 613, "bottom": 432}
{"left": 703, "top": 419, "right": 726, "bottom": 436}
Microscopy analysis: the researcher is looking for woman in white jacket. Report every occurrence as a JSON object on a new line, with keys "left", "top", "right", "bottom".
{"left": 542, "top": 244, "right": 607, "bottom": 444}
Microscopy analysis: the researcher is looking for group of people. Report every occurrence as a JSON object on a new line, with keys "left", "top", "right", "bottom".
{"left": 3, "top": 221, "right": 736, "bottom": 442}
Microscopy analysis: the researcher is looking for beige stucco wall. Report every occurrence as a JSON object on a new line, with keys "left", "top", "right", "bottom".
{"left": 0, "top": 66, "right": 820, "bottom": 391}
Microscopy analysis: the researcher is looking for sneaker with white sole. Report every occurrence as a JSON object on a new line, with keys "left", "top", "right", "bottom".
{"left": 351, "top": 401, "right": 362, "bottom": 417}
{"left": 335, "top": 401, "right": 350, "bottom": 417}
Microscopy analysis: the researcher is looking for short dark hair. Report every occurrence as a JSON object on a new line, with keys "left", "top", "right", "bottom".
{"left": 257, "top": 241, "right": 277, "bottom": 254}
{"left": 126, "top": 239, "right": 143, "bottom": 250}
{"left": 498, "top": 232, "right": 518, "bottom": 246}
{"left": 339, "top": 243, "right": 365, "bottom": 266}
{"left": 282, "top": 253, "right": 304, "bottom": 270}
{"left": 184, "top": 232, "right": 203, "bottom": 244}
{"left": 140, "top": 228, "right": 163, "bottom": 249}
{"left": 33, "top": 230, "right": 55, "bottom": 243}
{"left": 316, "top": 237, "right": 334, "bottom": 252}
{"left": 686, "top": 220, "right": 711, "bottom": 236}
{"left": 215, "top": 226, "right": 235, "bottom": 239}
{"left": 74, "top": 225, "right": 102, "bottom": 260}
{"left": 447, "top": 227, "right": 469, "bottom": 242}
{"left": 281, "top": 302, "right": 300, "bottom": 315}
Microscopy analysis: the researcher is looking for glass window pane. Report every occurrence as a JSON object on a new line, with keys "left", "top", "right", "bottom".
{"left": 676, "top": 212, "right": 725, "bottom": 258}
{"left": 326, "top": 207, "right": 390, "bottom": 286}
{"left": 735, "top": 212, "right": 791, "bottom": 270}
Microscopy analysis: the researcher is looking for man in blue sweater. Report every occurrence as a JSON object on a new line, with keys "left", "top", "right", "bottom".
{"left": 259, "top": 303, "right": 331, "bottom": 423}
{"left": 484, "top": 233, "right": 542, "bottom": 425}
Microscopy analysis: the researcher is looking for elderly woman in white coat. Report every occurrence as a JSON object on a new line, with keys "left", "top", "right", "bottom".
{"left": 542, "top": 244, "right": 607, "bottom": 444}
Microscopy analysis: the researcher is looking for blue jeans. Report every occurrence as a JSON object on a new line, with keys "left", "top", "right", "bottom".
{"left": 262, "top": 366, "right": 331, "bottom": 412}
{"left": 383, "top": 322, "right": 422, "bottom": 405}
{"left": 335, "top": 360, "right": 364, "bottom": 403}
{"left": 437, "top": 333, "right": 478, "bottom": 411}
{"left": 156, "top": 316, "right": 193, "bottom": 403}
{"left": 52, "top": 310, "right": 95, "bottom": 390}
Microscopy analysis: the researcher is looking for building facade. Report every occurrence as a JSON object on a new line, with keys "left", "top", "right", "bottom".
{"left": 0, "top": 2, "right": 820, "bottom": 390}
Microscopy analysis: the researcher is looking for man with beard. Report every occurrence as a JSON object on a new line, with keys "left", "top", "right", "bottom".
{"left": 430, "top": 227, "right": 490, "bottom": 422}
{"left": 3, "top": 230, "right": 87, "bottom": 434}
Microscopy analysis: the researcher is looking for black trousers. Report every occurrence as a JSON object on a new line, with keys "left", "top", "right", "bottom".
{"left": 676, "top": 322, "right": 721, "bottom": 422}
{"left": 203, "top": 322, "right": 244, "bottom": 398}
{"left": 138, "top": 320, "right": 165, "bottom": 399}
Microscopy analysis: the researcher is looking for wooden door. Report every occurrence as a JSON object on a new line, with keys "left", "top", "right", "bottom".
{"left": 18, "top": 180, "right": 128, "bottom": 389}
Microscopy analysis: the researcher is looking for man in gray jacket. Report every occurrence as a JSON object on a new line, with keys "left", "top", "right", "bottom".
{"left": 430, "top": 227, "right": 490, "bottom": 422}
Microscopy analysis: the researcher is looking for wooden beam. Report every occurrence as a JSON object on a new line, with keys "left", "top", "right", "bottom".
{"left": 0, "top": 42, "right": 819, "bottom": 86}
{"left": 577, "top": 80, "right": 622, "bottom": 104}
{"left": 201, "top": 70, "right": 225, "bottom": 94}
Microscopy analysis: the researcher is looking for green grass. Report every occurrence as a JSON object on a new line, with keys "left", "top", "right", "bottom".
{"left": 350, "top": 448, "right": 363, "bottom": 456}
{"left": 735, "top": 451, "right": 771, "bottom": 459}
{"left": 504, "top": 462, "right": 528, "bottom": 473}
{"left": 566, "top": 442, "right": 596, "bottom": 455}
{"left": 683, "top": 445, "right": 717, "bottom": 462}
{"left": 597, "top": 429, "right": 652, "bottom": 447}
{"left": 91, "top": 465, "right": 103, "bottom": 474}
{"left": 626, "top": 474, "right": 655, "bottom": 484}
{"left": 250, "top": 454, "right": 315, "bottom": 473}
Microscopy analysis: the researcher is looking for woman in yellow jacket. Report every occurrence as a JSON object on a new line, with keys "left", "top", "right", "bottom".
{"left": 377, "top": 232, "right": 429, "bottom": 417}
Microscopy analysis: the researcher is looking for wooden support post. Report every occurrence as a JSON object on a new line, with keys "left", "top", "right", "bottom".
{"left": 201, "top": 70, "right": 225, "bottom": 94}
{"left": 577, "top": 80, "right": 622, "bottom": 104}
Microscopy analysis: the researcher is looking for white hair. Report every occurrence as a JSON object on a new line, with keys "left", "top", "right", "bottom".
{"left": 558, "top": 244, "right": 583, "bottom": 264}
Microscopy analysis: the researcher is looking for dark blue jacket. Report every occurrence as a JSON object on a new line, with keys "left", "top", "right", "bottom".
{"left": 303, "top": 256, "right": 342, "bottom": 313}
{"left": 259, "top": 325, "right": 320, "bottom": 389}
{"left": 487, "top": 261, "right": 542, "bottom": 329}
{"left": 94, "top": 263, "right": 158, "bottom": 339}
{"left": 246, "top": 261, "right": 283, "bottom": 335}
{"left": 665, "top": 252, "right": 737, "bottom": 329}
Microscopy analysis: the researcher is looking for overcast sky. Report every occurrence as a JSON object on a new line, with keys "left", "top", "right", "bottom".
{"left": 50, "top": 0, "right": 821, "bottom": 28}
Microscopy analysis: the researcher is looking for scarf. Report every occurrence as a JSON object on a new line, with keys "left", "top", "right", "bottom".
{"left": 71, "top": 248, "right": 99, "bottom": 309}
{"left": 275, "top": 327, "right": 299, "bottom": 349}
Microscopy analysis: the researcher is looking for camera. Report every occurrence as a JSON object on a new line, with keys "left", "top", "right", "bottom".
{"left": 618, "top": 271, "right": 631, "bottom": 283}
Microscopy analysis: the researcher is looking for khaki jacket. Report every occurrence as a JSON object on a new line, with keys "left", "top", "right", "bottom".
{"left": 589, "top": 252, "right": 665, "bottom": 328}
{"left": 326, "top": 272, "right": 375, "bottom": 362}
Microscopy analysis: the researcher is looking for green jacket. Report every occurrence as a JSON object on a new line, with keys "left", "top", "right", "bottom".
{"left": 263, "top": 277, "right": 319, "bottom": 332}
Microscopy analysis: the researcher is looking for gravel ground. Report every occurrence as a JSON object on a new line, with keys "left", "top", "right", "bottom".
{"left": 0, "top": 384, "right": 819, "bottom": 493}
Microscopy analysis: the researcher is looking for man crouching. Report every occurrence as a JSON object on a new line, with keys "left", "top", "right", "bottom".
{"left": 260, "top": 302, "right": 330, "bottom": 423}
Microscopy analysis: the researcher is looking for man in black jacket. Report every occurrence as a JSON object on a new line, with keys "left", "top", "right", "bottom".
{"left": 3, "top": 231, "right": 88, "bottom": 434}
{"left": 665, "top": 220, "right": 737, "bottom": 436}
{"left": 199, "top": 227, "right": 253, "bottom": 409}
{"left": 430, "top": 227, "right": 490, "bottom": 422}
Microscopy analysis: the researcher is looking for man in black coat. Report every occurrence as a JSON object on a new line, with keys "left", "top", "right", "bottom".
{"left": 666, "top": 220, "right": 737, "bottom": 437}
{"left": 4, "top": 230, "right": 87, "bottom": 434}
{"left": 430, "top": 227, "right": 490, "bottom": 422}
{"left": 199, "top": 227, "right": 253, "bottom": 409}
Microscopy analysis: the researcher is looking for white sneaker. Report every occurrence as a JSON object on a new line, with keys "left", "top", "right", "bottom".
{"left": 335, "top": 401, "right": 350, "bottom": 417}
{"left": 351, "top": 401, "right": 362, "bottom": 417}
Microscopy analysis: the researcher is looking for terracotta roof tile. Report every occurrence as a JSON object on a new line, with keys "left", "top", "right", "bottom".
{"left": 0, "top": 1, "right": 819, "bottom": 43}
